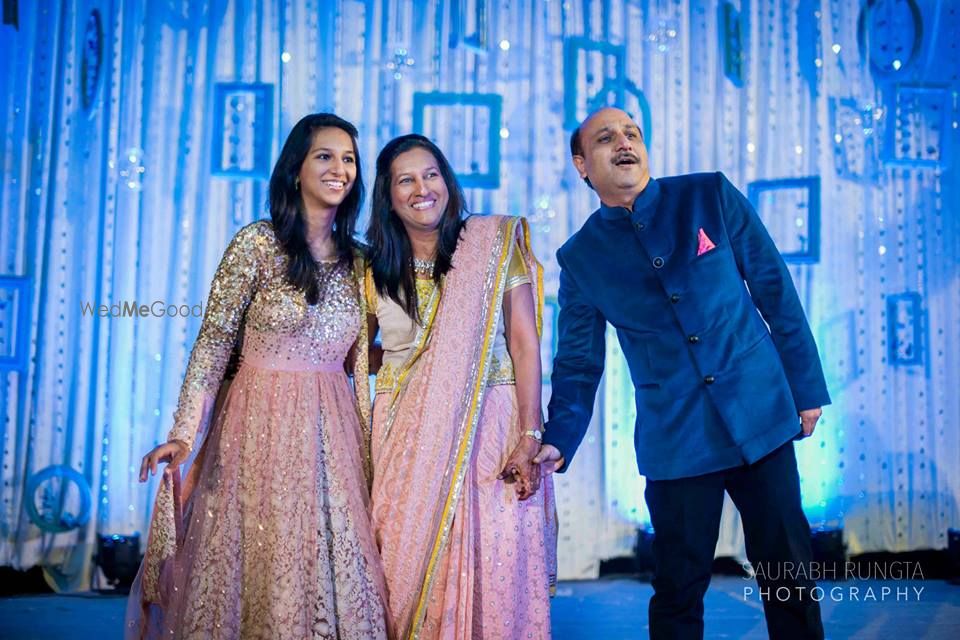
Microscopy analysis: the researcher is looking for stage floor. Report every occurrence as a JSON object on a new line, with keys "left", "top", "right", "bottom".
{"left": 1, "top": 577, "right": 958, "bottom": 638}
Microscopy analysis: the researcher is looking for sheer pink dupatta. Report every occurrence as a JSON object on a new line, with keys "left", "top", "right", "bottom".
{"left": 371, "top": 215, "right": 558, "bottom": 638}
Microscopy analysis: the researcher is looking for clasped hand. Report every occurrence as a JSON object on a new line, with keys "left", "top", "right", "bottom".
{"left": 497, "top": 439, "right": 566, "bottom": 501}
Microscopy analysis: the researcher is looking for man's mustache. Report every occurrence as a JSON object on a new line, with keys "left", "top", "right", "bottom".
{"left": 613, "top": 152, "right": 640, "bottom": 164}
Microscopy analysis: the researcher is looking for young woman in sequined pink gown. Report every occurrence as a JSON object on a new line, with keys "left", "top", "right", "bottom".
{"left": 126, "top": 114, "right": 390, "bottom": 640}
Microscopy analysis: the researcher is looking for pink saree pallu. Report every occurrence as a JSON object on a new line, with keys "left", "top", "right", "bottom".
{"left": 371, "top": 215, "right": 558, "bottom": 640}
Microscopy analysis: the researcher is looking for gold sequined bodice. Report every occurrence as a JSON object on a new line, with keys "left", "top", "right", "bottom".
{"left": 366, "top": 243, "right": 530, "bottom": 395}
{"left": 168, "top": 221, "right": 361, "bottom": 449}
{"left": 242, "top": 260, "right": 360, "bottom": 371}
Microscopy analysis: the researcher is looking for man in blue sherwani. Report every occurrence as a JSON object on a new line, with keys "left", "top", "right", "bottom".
{"left": 534, "top": 108, "right": 830, "bottom": 639}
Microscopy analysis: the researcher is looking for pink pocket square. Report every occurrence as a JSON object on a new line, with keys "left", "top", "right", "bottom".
{"left": 697, "top": 228, "right": 717, "bottom": 256}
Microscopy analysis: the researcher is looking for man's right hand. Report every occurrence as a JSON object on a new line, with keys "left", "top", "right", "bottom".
{"left": 139, "top": 441, "right": 190, "bottom": 482}
{"left": 533, "top": 444, "right": 565, "bottom": 474}
{"left": 799, "top": 407, "right": 822, "bottom": 438}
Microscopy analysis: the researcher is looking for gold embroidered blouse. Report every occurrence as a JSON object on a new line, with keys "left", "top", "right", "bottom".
{"left": 367, "top": 243, "right": 529, "bottom": 394}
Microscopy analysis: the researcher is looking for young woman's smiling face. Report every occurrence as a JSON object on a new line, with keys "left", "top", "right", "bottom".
{"left": 298, "top": 127, "right": 357, "bottom": 209}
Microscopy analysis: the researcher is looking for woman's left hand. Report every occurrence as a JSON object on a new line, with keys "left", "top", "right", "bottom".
{"left": 497, "top": 436, "right": 542, "bottom": 500}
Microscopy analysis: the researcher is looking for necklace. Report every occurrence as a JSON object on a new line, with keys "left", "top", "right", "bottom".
{"left": 413, "top": 257, "right": 435, "bottom": 276}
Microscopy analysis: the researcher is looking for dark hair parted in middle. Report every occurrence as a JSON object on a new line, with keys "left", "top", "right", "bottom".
{"left": 269, "top": 113, "right": 364, "bottom": 305}
{"left": 366, "top": 134, "right": 466, "bottom": 322}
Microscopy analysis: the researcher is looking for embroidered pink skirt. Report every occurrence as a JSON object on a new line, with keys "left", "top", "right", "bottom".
{"left": 127, "top": 363, "right": 389, "bottom": 640}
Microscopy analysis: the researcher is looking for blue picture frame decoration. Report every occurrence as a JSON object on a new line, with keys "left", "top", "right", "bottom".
{"left": 0, "top": 275, "right": 33, "bottom": 372}
{"left": 886, "top": 292, "right": 924, "bottom": 366}
{"left": 883, "top": 83, "right": 950, "bottom": 169}
{"left": 747, "top": 176, "right": 822, "bottom": 264}
{"left": 412, "top": 91, "right": 502, "bottom": 189}
{"left": 562, "top": 37, "right": 627, "bottom": 130}
{"left": 817, "top": 310, "right": 860, "bottom": 391}
{"left": 720, "top": 1, "right": 745, "bottom": 87}
{"left": 211, "top": 82, "right": 274, "bottom": 179}
{"left": 561, "top": 38, "right": 652, "bottom": 145}
{"left": 829, "top": 97, "right": 882, "bottom": 184}
{"left": 623, "top": 79, "right": 654, "bottom": 148}
{"left": 449, "top": 0, "right": 488, "bottom": 54}
{"left": 24, "top": 465, "right": 92, "bottom": 533}
{"left": 857, "top": 0, "right": 924, "bottom": 80}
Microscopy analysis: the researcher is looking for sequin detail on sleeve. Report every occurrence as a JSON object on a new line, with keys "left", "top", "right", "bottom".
{"left": 166, "top": 222, "right": 268, "bottom": 450}
{"left": 364, "top": 264, "right": 378, "bottom": 315}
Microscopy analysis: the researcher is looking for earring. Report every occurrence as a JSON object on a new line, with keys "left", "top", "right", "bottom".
{"left": 294, "top": 177, "right": 300, "bottom": 190}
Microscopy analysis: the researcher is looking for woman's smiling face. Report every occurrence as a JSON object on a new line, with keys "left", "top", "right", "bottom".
{"left": 298, "top": 126, "right": 357, "bottom": 209}
{"left": 388, "top": 147, "right": 450, "bottom": 234}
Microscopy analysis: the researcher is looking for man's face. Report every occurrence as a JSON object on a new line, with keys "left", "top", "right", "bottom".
{"left": 573, "top": 108, "right": 650, "bottom": 202}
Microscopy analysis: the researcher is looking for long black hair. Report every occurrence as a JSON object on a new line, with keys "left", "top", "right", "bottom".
{"left": 366, "top": 134, "right": 466, "bottom": 321}
{"left": 269, "top": 113, "right": 364, "bottom": 305}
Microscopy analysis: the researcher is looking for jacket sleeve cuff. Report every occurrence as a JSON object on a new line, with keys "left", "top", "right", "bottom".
{"left": 542, "top": 428, "right": 577, "bottom": 473}
{"left": 793, "top": 386, "right": 832, "bottom": 412}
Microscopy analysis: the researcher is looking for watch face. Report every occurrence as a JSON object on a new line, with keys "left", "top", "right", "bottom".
{"left": 81, "top": 10, "right": 103, "bottom": 111}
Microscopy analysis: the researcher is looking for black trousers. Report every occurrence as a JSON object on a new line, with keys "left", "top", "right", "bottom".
{"left": 644, "top": 442, "right": 824, "bottom": 640}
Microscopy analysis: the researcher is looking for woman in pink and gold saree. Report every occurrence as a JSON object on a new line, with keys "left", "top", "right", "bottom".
{"left": 125, "top": 114, "right": 390, "bottom": 640}
{"left": 364, "top": 134, "right": 558, "bottom": 639}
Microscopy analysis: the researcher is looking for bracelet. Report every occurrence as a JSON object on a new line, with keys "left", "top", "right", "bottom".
{"left": 522, "top": 429, "right": 543, "bottom": 442}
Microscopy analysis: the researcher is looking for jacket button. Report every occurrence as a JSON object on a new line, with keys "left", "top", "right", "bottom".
{"left": 704, "top": 375, "right": 716, "bottom": 385}
{"left": 635, "top": 221, "right": 646, "bottom": 231}
{"left": 688, "top": 335, "right": 700, "bottom": 344}
{"left": 652, "top": 256, "right": 664, "bottom": 268}
{"left": 670, "top": 293, "right": 680, "bottom": 303}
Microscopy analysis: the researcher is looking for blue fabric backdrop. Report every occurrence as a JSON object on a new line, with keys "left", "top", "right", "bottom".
{"left": 0, "top": 0, "right": 957, "bottom": 588}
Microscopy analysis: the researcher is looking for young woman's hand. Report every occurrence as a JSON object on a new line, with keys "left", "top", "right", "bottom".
{"left": 139, "top": 441, "right": 190, "bottom": 482}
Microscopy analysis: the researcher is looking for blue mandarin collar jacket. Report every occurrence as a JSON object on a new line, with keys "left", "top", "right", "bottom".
{"left": 543, "top": 172, "right": 831, "bottom": 480}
